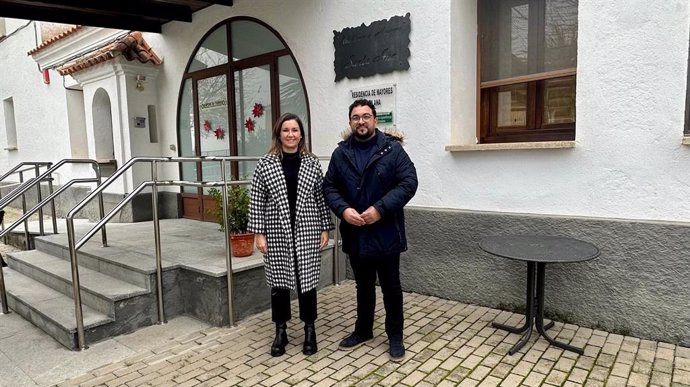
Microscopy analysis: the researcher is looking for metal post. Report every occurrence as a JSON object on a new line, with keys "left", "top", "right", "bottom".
{"left": 34, "top": 165, "right": 44, "bottom": 236}
{"left": 0, "top": 189, "right": 5, "bottom": 243}
{"left": 151, "top": 160, "right": 166, "bottom": 324}
{"left": 221, "top": 160, "right": 236, "bottom": 326}
{"left": 0, "top": 255, "right": 9, "bottom": 314}
{"left": 333, "top": 217, "right": 341, "bottom": 285}
{"left": 95, "top": 164, "right": 107, "bottom": 247}
{"left": 66, "top": 219, "right": 87, "bottom": 350}
{"left": 48, "top": 172, "right": 58, "bottom": 234}
{"left": 19, "top": 171, "right": 30, "bottom": 248}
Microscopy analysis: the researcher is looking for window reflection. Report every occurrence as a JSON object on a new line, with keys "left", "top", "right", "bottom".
{"left": 509, "top": 4, "right": 529, "bottom": 77}
{"left": 544, "top": 0, "right": 578, "bottom": 72}
{"left": 497, "top": 84, "right": 527, "bottom": 127}
{"left": 235, "top": 65, "right": 272, "bottom": 177}
{"left": 231, "top": 21, "right": 284, "bottom": 61}
{"left": 279, "top": 55, "right": 309, "bottom": 135}
{"left": 543, "top": 76, "right": 575, "bottom": 125}
{"left": 179, "top": 79, "right": 196, "bottom": 193}
{"left": 189, "top": 26, "right": 228, "bottom": 72}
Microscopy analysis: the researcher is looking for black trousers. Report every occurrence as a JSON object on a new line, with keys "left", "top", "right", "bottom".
{"left": 270, "top": 236, "right": 317, "bottom": 324}
{"left": 349, "top": 254, "right": 403, "bottom": 339}
{"left": 271, "top": 287, "right": 317, "bottom": 324}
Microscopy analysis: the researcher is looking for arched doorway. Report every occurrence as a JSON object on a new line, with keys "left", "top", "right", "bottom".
{"left": 92, "top": 88, "right": 115, "bottom": 162}
{"left": 178, "top": 17, "right": 310, "bottom": 221}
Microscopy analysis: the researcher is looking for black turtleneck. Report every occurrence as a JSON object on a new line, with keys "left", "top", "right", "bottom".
{"left": 281, "top": 151, "right": 301, "bottom": 228}
{"left": 353, "top": 135, "right": 378, "bottom": 174}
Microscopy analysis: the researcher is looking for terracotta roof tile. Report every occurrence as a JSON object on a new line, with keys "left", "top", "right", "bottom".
{"left": 57, "top": 31, "right": 162, "bottom": 76}
{"left": 27, "top": 25, "right": 85, "bottom": 56}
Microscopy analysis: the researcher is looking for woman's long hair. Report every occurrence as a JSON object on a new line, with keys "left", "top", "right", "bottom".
{"left": 268, "top": 113, "right": 311, "bottom": 157}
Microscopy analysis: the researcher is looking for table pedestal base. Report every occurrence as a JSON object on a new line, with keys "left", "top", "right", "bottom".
{"left": 492, "top": 262, "right": 584, "bottom": 355}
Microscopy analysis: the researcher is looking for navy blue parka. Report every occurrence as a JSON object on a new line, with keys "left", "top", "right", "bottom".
{"left": 323, "top": 129, "right": 418, "bottom": 257}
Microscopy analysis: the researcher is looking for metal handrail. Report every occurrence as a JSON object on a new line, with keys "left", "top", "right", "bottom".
{"left": 0, "top": 159, "right": 105, "bottom": 239}
{"left": 0, "top": 162, "right": 52, "bottom": 242}
{"left": 0, "top": 165, "right": 50, "bottom": 308}
{"left": 0, "top": 177, "right": 101, "bottom": 315}
{"left": 64, "top": 155, "right": 341, "bottom": 350}
{"left": 0, "top": 160, "right": 105, "bottom": 315}
{"left": 0, "top": 177, "right": 37, "bottom": 207}
{"left": 0, "top": 162, "right": 51, "bottom": 183}
{"left": 66, "top": 156, "right": 259, "bottom": 350}
{"left": 0, "top": 178, "right": 100, "bottom": 240}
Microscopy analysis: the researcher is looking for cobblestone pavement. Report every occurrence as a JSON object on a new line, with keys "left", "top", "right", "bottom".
{"left": 56, "top": 281, "right": 690, "bottom": 387}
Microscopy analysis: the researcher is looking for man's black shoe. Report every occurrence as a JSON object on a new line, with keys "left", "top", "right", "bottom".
{"left": 389, "top": 337, "right": 405, "bottom": 362}
{"left": 338, "top": 332, "right": 373, "bottom": 350}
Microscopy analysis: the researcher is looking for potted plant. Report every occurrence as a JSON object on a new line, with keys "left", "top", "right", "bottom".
{"left": 207, "top": 185, "right": 255, "bottom": 257}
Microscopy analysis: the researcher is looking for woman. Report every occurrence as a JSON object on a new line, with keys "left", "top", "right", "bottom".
{"left": 248, "top": 113, "right": 333, "bottom": 357}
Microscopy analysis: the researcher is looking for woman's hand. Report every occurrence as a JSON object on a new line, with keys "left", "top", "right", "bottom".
{"left": 256, "top": 233, "right": 267, "bottom": 254}
{"left": 320, "top": 231, "right": 329, "bottom": 250}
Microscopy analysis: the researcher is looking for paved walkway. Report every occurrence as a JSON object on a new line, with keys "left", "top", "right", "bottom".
{"left": 53, "top": 281, "right": 689, "bottom": 387}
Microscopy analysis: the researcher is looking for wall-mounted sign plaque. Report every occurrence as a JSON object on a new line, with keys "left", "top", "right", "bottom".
{"left": 333, "top": 13, "right": 411, "bottom": 82}
{"left": 349, "top": 84, "right": 397, "bottom": 129}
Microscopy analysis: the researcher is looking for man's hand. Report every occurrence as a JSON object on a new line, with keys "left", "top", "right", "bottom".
{"left": 320, "top": 231, "right": 329, "bottom": 250}
{"left": 256, "top": 233, "right": 267, "bottom": 254}
{"left": 343, "top": 208, "right": 366, "bottom": 226}
{"left": 361, "top": 206, "right": 381, "bottom": 224}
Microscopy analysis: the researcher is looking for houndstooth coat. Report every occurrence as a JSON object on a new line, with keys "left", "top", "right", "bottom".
{"left": 248, "top": 153, "right": 333, "bottom": 293}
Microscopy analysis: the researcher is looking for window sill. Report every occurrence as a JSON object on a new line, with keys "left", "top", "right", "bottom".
{"left": 445, "top": 141, "right": 576, "bottom": 152}
{"left": 682, "top": 136, "right": 690, "bottom": 145}
{"left": 3, "top": 146, "right": 18, "bottom": 151}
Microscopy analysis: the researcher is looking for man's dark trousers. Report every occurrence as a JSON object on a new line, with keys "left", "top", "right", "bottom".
{"left": 348, "top": 254, "right": 403, "bottom": 339}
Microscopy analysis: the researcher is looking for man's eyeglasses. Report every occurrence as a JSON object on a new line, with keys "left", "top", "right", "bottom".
{"left": 350, "top": 114, "right": 374, "bottom": 122}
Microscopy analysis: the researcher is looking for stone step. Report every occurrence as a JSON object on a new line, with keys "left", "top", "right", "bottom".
{"left": 2, "top": 267, "right": 114, "bottom": 350}
{"left": 33, "top": 234, "right": 157, "bottom": 290}
{"left": 6, "top": 250, "right": 150, "bottom": 316}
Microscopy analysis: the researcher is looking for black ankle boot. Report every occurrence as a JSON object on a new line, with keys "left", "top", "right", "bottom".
{"left": 271, "top": 323, "right": 288, "bottom": 357}
{"left": 303, "top": 323, "right": 317, "bottom": 355}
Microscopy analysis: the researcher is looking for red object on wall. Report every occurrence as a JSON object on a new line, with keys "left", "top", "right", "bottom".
{"left": 42, "top": 69, "right": 50, "bottom": 84}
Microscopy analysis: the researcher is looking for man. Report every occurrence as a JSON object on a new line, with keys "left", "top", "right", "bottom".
{"left": 323, "top": 99, "right": 418, "bottom": 361}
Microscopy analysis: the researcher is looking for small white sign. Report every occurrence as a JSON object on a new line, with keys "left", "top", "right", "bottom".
{"left": 349, "top": 84, "right": 396, "bottom": 129}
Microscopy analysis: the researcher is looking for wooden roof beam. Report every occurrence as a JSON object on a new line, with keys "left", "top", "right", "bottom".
{"left": 0, "top": 1, "right": 164, "bottom": 32}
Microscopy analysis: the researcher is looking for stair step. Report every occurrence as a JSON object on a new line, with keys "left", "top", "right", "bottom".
{"left": 34, "top": 235, "right": 156, "bottom": 290}
{"left": 7, "top": 250, "right": 149, "bottom": 316}
{"left": 35, "top": 234, "right": 179, "bottom": 289}
{"left": 2, "top": 267, "right": 113, "bottom": 349}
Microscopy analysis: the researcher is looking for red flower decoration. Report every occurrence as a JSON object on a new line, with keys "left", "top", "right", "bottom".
{"left": 203, "top": 120, "right": 212, "bottom": 132}
{"left": 252, "top": 103, "right": 264, "bottom": 118}
{"left": 214, "top": 127, "right": 225, "bottom": 140}
{"left": 244, "top": 118, "right": 255, "bottom": 132}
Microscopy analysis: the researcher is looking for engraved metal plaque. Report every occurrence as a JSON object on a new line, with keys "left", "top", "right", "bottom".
{"left": 333, "top": 13, "right": 411, "bottom": 81}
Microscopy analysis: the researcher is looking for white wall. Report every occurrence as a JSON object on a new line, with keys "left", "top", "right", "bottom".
{"left": 443, "top": 0, "right": 690, "bottom": 222}
{"left": 151, "top": 0, "right": 690, "bottom": 223}
{"left": 149, "top": 0, "right": 455, "bottom": 195}
{"left": 0, "top": 19, "right": 86, "bottom": 186}
{"left": 66, "top": 89, "right": 88, "bottom": 158}
{"left": 2, "top": 1, "right": 681, "bottom": 222}
{"left": 124, "top": 67, "right": 163, "bottom": 188}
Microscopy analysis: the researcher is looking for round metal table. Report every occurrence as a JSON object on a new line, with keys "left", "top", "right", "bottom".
{"left": 480, "top": 235, "right": 600, "bottom": 355}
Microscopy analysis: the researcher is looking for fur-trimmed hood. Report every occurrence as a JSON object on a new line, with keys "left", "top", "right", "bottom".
{"left": 340, "top": 127, "right": 406, "bottom": 145}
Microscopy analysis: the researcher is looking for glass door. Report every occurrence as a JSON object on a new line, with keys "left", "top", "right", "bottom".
{"left": 180, "top": 73, "right": 231, "bottom": 221}
{"left": 197, "top": 74, "right": 230, "bottom": 220}
{"left": 178, "top": 18, "right": 310, "bottom": 221}
{"left": 234, "top": 64, "right": 273, "bottom": 178}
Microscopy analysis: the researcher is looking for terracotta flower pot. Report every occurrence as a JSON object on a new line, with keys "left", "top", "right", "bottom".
{"left": 230, "top": 232, "right": 255, "bottom": 257}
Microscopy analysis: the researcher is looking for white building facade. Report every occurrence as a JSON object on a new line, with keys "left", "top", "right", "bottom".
{"left": 1, "top": 0, "right": 689, "bottom": 344}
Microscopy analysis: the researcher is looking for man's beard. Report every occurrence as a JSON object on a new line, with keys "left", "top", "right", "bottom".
{"left": 353, "top": 126, "right": 373, "bottom": 140}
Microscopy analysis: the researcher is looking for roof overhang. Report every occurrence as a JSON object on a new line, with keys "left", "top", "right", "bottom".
{"left": 0, "top": 0, "right": 233, "bottom": 33}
